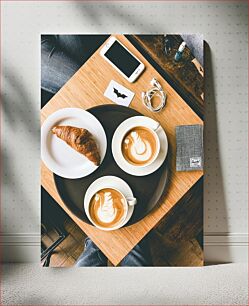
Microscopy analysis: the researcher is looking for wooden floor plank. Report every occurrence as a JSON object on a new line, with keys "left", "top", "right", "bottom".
{"left": 58, "top": 234, "right": 80, "bottom": 257}
{"left": 70, "top": 224, "right": 87, "bottom": 243}
{"left": 70, "top": 243, "right": 84, "bottom": 261}
{"left": 49, "top": 248, "right": 68, "bottom": 267}
{"left": 60, "top": 256, "right": 76, "bottom": 267}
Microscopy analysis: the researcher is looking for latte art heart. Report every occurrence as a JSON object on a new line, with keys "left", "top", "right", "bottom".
{"left": 122, "top": 127, "right": 158, "bottom": 166}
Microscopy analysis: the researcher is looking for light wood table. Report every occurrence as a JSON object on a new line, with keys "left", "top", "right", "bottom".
{"left": 41, "top": 34, "right": 203, "bottom": 266}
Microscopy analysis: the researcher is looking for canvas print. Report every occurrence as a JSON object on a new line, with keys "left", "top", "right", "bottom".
{"left": 41, "top": 34, "right": 204, "bottom": 267}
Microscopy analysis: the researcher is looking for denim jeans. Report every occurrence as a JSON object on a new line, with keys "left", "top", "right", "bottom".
{"left": 41, "top": 35, "right": 108, "bottom": 94}
{"left": 75, "top": 237, "right": 153, "bottom": 267}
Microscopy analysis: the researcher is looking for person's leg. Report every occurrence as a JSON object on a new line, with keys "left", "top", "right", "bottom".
{"left": 57, "top": 35, "right": 108, "bottom": 65}
{"left": 120, "top": 236, "right": 153, "bottom": 267}
{"left": 41, "top": 35, "right": 108, "bottom": 94}
{"left": 41, "top": 35, "right": 81, "bottom": 94}
{"left": 75, "top": 238, "right": 108, "bottom": 267}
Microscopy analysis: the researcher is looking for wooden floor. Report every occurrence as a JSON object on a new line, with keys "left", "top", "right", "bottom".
{"left": 41, "top": 213, "right": 203, "bottom": 267}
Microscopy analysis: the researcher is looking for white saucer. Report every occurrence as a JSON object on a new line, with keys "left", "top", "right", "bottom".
{"left": 41, "top": 108, "right": 107, "bottom": 179}
{"left": 84, "top": 176, "right": 135, "bottom": 230}
{"left": 112, "top": 116, "right": 168, "bottom": 176}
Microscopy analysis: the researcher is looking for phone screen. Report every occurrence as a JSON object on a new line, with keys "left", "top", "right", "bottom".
{"left": 104, "top": 40, "right": 140, "bottom": 78}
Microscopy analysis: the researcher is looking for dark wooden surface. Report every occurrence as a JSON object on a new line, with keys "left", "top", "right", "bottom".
{"left": 156, "top": 177, "right": 203, "bottom": 244}
{"left": 41, "top": 203, "right": 203, "bottom": 267}
{"left": 132, "top": 35, "right": 204, "bottom": 118}
{"left": 132, "top": 35, "right": 204, "bottom": 244}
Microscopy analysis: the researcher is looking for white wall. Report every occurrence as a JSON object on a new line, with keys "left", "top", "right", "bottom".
{"left": 1, "top": 1, "right": 248, "bottom": 262}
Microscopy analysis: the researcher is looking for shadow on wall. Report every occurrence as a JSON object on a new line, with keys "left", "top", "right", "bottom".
{"left": 2, "top": 67, "right": 39, "bottom": 231}
{"left": 74, "top": 2, "right": 163, "bottom": 33}
{"left": 2, "top": 68, "right": 38, "bottom": 136}
{"left": 204, "top": 42, "right": 230, "bottom": 263}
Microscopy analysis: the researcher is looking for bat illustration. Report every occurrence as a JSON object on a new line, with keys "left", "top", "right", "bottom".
{"left": 113, "top": 88, "right": 127, "bottom": 99}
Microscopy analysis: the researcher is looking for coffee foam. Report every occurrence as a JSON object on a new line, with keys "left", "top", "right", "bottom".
{"left": 89, "top": 188, "right": 126, "bottom": 228}
{"left": 96, "top": 192, "right": 118, "bottom": 223}
{"left": 122, "top": 127, "right": 157, "bottom": 165}
{"left": 129, "top": 131, "right": 152, "bottom": 162}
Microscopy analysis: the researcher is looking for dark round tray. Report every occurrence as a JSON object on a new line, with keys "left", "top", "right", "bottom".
{"left": 54, "top": 104, "right": 169, "bottom": 226}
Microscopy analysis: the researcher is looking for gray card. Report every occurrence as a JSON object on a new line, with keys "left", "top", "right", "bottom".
{"left": 176, "top": 124, "right": 203, "bottom": 171}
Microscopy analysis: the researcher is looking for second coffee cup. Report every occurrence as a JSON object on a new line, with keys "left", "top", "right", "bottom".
{"left": 121, "top": 123, "right": 161, "bottom": 168}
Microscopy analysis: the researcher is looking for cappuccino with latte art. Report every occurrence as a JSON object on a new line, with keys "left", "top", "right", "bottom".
{"left": 89, "top": 188, "right": 127, "bottom": 228}
{"left": 122, "top": 126, "right": 159, "bottom": 166}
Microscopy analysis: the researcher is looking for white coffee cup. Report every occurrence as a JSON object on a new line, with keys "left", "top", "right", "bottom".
{"left": 120, "top": 122, "right": 161, "bottom": 168}
{"left": 85, "top": 187, "right": 137, "bottom": 231}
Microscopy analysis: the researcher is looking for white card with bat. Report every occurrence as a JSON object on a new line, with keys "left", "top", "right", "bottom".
{"left": 104, "top": 80, "right": 135, "bottom": 107}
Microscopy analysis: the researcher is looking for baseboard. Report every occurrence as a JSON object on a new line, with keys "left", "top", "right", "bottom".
{"left": 0, "top": 233, "right": 40, "bottom": 262}
{"left": 0, "top": 232, "right": 248, "bottom": 263}
{"left": 204, "top": 233, "right": 248, "bottom": 263}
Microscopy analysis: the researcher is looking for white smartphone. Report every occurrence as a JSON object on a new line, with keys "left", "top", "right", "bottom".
{"left": 100, "top": 37, "right": 145, "bottom": 83}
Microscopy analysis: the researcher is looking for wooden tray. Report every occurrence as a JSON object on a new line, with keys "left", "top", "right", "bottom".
{"left": 54, "top": 104, "right": 169, "bottom": 226}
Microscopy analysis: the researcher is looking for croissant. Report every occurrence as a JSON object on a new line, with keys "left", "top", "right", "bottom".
{"left": 51, "top": 126, "right": 101, "bottom": 166}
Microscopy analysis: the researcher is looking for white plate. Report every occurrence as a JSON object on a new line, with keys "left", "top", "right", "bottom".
{"left": 41, "top": 108, "right": 107, "bottom": 179}
{"left": 112, "top": 116, "right": 168, "bottom": 176}
{"left": 84, "top": 176, "right": 135, "bottom": 230}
